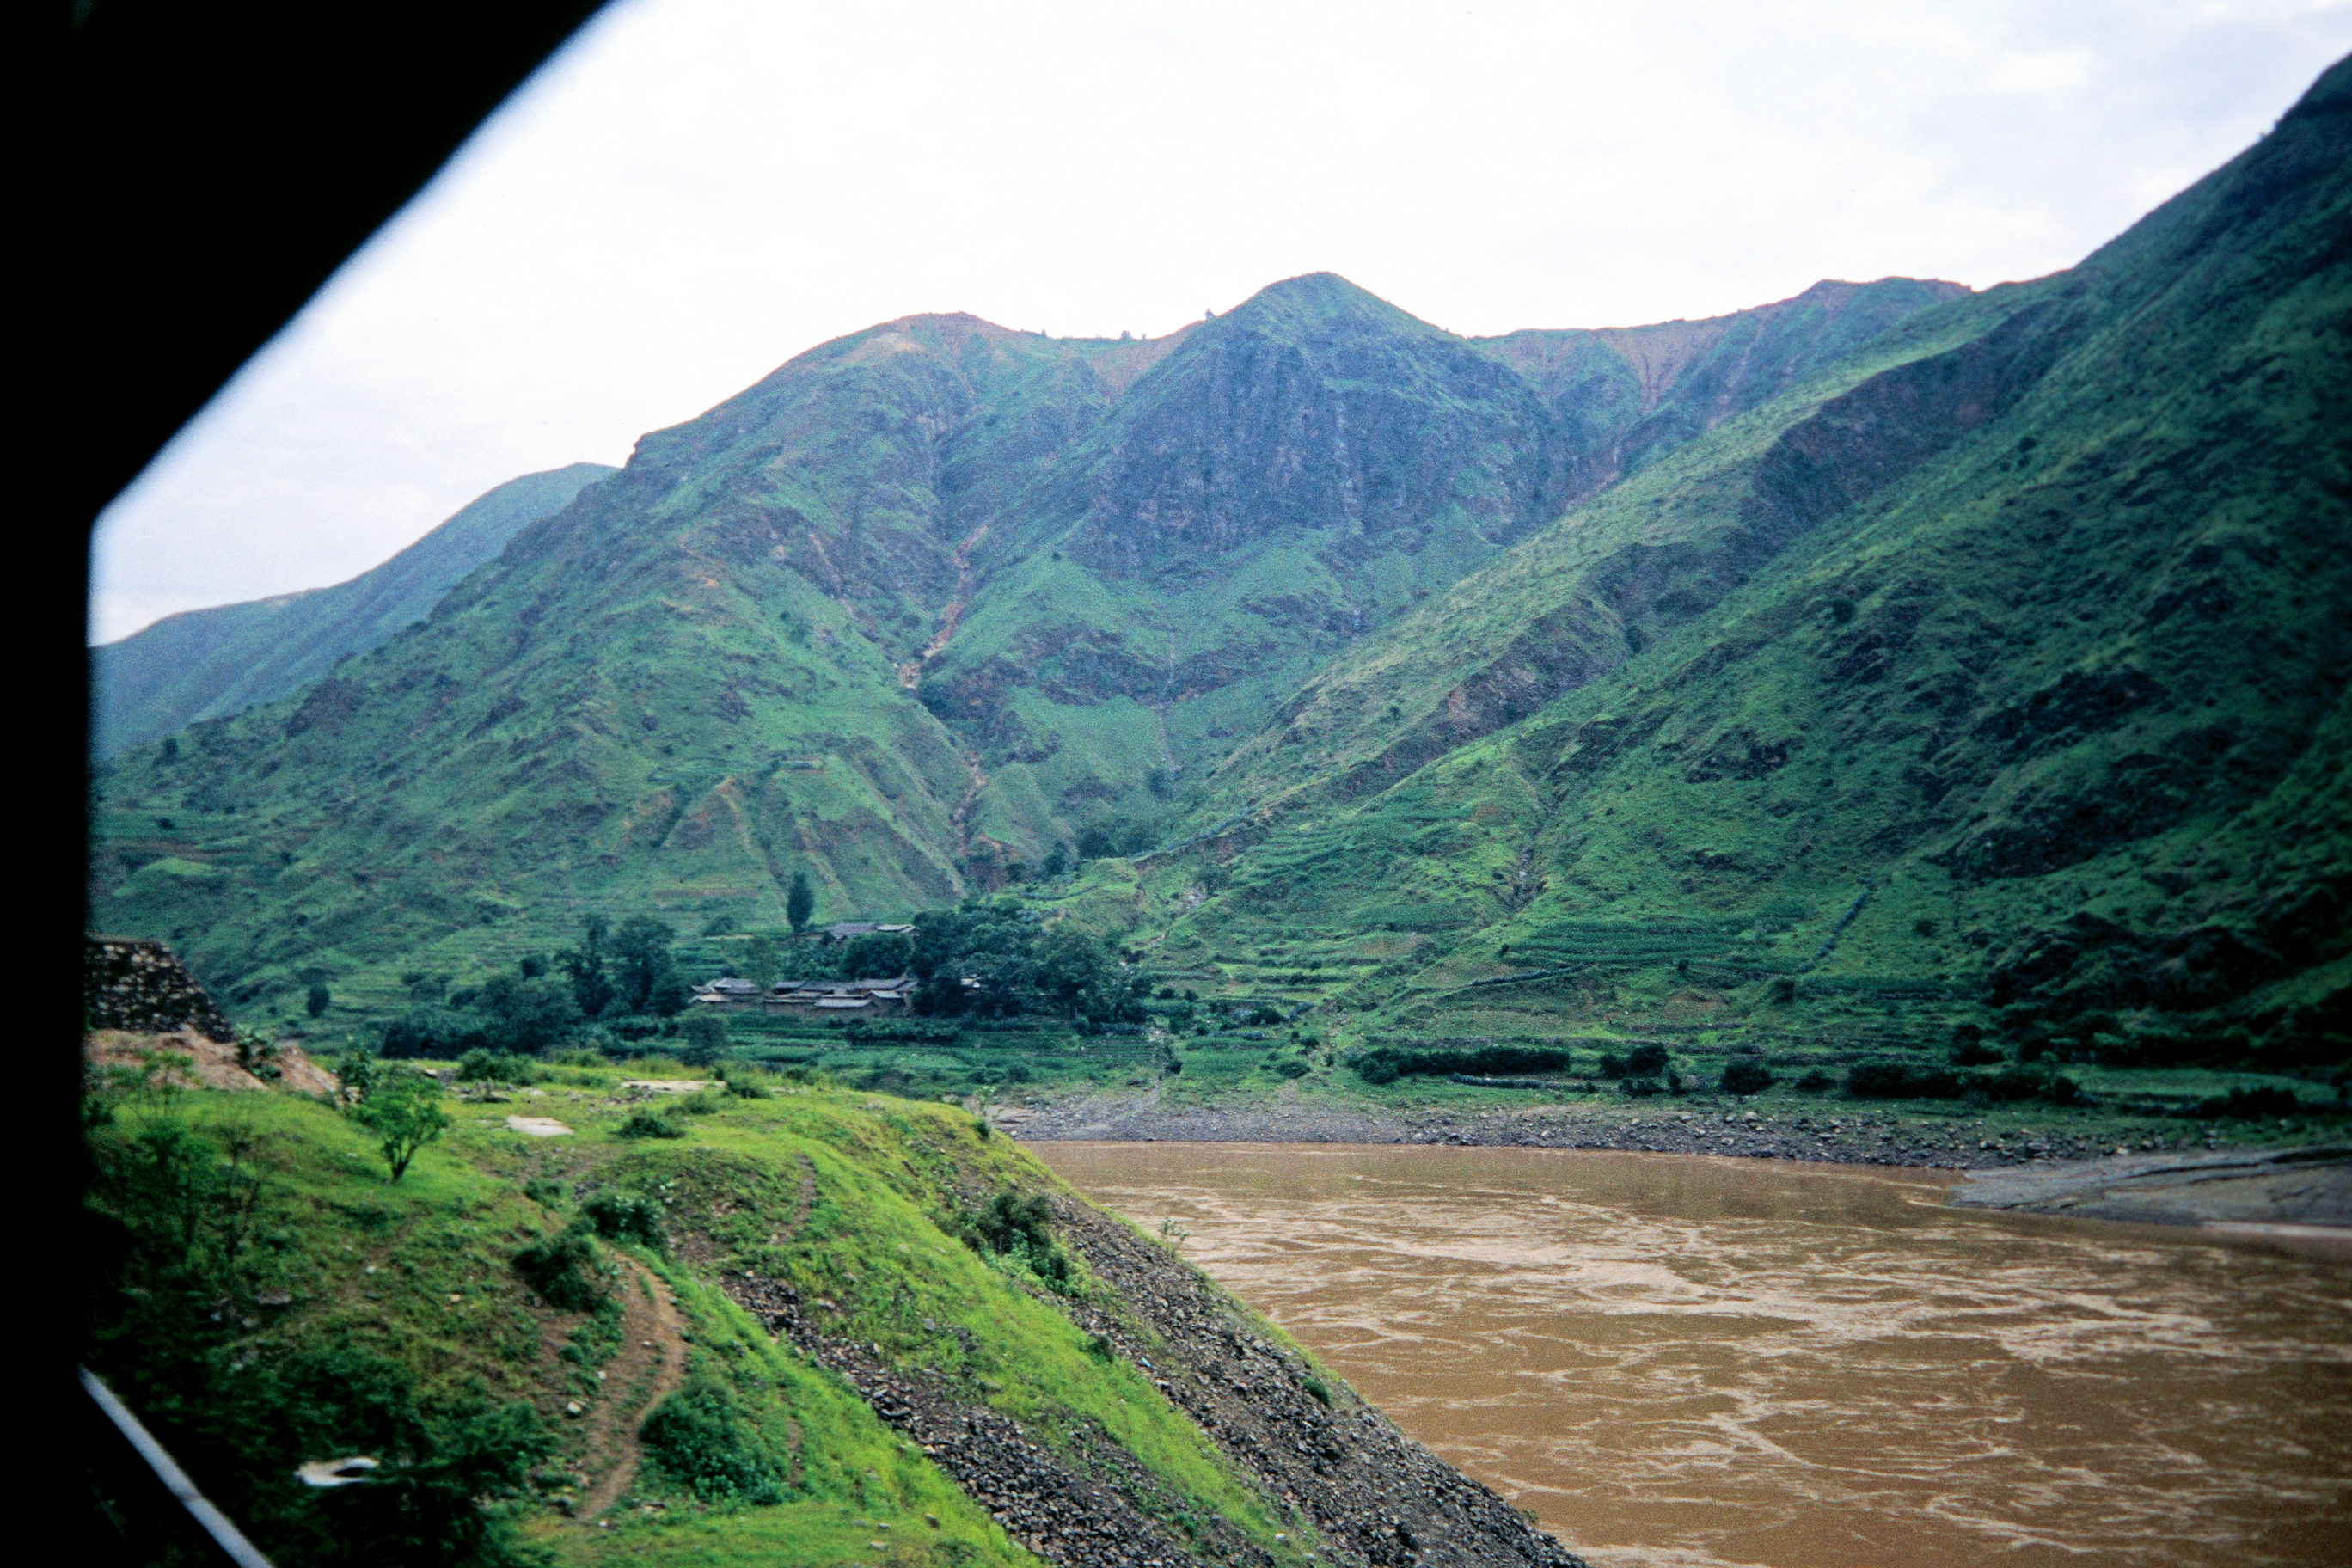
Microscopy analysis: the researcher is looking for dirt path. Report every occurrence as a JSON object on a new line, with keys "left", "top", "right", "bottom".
{"left": 575, "top": 1256, "right": 689, "bottom": 1520}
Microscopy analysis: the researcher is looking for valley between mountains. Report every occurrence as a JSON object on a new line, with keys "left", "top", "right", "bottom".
{"left": 77, "top": 51, "right": 2352, "bottom": 1568}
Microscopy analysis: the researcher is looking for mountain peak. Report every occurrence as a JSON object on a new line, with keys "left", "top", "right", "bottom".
{"left": 1221, "top": 272, "right": 1448, "bottom": 339}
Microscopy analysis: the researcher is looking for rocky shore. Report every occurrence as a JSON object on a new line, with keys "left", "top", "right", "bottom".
{"left": 1003, "top": 1093, "right": 2138, "bottom": 1170}
{"left": 724, "top": 1201, "right": 1584, "bottom": 1568}
{"left": 1950, "top": 1144, "right": 2352, "bottom": 1235}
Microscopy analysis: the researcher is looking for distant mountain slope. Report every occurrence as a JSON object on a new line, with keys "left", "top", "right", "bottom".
{"left": 88, "top": 278, "right": 1959, "bottom": 1008}
{"left": 1148, "top": 53, "right": 2351, "bottom": 1063}
{"left": 92, "top": 462, "right": 614, "bottom": 756}
{"left": 917, "top": 273, "right": 1964, "bottom": 846}
{"left": 1473, "top": 276, "right": 1970, "bottom": 505}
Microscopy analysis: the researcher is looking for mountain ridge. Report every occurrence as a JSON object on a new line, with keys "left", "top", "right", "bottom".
{"left": 84, "top": 56, "right": 2348, "bottom": 1057}
{"left": 92, "top": 461, "right": 615, "bottom": 756}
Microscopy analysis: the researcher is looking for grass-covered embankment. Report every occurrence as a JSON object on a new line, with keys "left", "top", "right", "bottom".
{"left": 82, "top": 1048, "right": 1582, "bottom": 1567}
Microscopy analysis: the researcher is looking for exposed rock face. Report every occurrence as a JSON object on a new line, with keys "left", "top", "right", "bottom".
{"left": 1064, "top": 275, "right": 1566, "bottom": 574}
{"left": 84, "top": 935, "right": 234, "bottom": 1040}
{"left": 724, "top": 1200, "right": 1584, "bottom": 1568}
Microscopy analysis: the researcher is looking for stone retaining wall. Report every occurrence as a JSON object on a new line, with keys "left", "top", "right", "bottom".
{"left": 84, "top": 935, "right": 234, "bottom": 1041}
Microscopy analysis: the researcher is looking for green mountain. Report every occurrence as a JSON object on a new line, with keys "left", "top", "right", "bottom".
{"left": 89, "top": 273, "right": 1957, "bottom": 1006}
{"left": 89, "top": 55, "right": 2349, "bottom": 1072}
{"left": 92, "top": 462, "right": 615, "bottom": 756}
{"left": 1143, "top": 54, "right": 2352, "bottom": 1066}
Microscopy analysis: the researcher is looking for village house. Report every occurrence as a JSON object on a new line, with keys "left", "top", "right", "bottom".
{"left": 764, "top": 974, "right": 916, "bottom": 1015}
{"left": 821, "top": 921, "right": 915, "bottom": 944}
{"left": 687, "top": 976, "right": 766, "bottom": 1008}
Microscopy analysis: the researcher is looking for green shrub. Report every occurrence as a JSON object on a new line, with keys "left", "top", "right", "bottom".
{"left": 1272, "top": 1058, "right": 1311, "bottom": 1079}
{"left": 512, "top": 1228, "right": 609, "bottom": 1312}
{"left": 961, "top": 1190, "right": 1072, "bottom": 1283}
{"left": 969, "top": 1191, "right": 1053, "bottom": 1253}
{"left": 1625, "top": 1043, "right": 1669, "bottom": 1076}
{"left": 1793, "top": 1069, "right": 1836, "bottom": 1093}
{"left": 1720, "top": 1059, "right": 1775, "bottom": 1095}
{"left": 1354, "top": 1043, "right": 1576, "bottom": 1084}
{"left": 379, "top": 1006, "right": 490, "bottom": 1060}
{"left": 616, "top": 1108, "right": 687, "bottom": 1140}
{"left": 1619, "top": 1076, "right": 1663, "bottom": 1098}
{"left": 349, "top": 1069, "right": 450, "bottom": 1181}
{"left": 2196, "top": 1085, "right": 2300, "bottom": 1118}
{"left": 640, "top": 1379, "right": 785, "bottom": 1504}
{"left": 1302, "top": 1376, "right": 1332, "bottom": 1408}
{"left": 1846, "top": 1061, "right": 1963, "bottom": 1099}
{"left": 580, "top": 1191, "right": 665, "bottom": 1251}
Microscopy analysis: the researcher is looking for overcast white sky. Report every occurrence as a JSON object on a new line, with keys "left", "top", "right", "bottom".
{"left": 89, "top": 0, "right": 2352, "bottom": 644}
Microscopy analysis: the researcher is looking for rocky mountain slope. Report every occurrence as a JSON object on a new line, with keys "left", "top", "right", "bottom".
{"left": 89, "top": 266, "right": 1961, "bottom": 1004}
{"left": 1131, "top": 53, "right": 2351, "bottom": 1068}
{"left": 93, "top": 462, "right": 613, "bottom": 756}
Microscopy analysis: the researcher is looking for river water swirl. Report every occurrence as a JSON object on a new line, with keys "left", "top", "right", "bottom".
{"left": 1033, "top": 1142, "right": 2350, "bottom": 1568}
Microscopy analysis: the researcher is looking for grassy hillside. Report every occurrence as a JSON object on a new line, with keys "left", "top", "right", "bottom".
{"left": 82, "top": 1056, "right": 1578, "bottom": 1566}
{"left": 94, "top": 463, "right": 615, "bottom": 756}
{"left": 1110, "top": 53, "right": 2351, "bottom": 1082}
{"left": 90, "top": 275, "right": 1956, "bottom": 1016}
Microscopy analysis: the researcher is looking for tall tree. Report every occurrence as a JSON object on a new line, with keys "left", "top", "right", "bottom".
{"left": 744, "top": 934, "right": 780, "bottom": 989}
{"left": 560, "top": 915, "right": 615, "bottom": 1018}
{"left": 608, "top": 916, "right": 689, "bottom": 1017}
{"left": 679, "top": 1008, "right": 728, "bottom": 1068}
{"left": 786, "top": 872, "right": 815, "bottom": 935}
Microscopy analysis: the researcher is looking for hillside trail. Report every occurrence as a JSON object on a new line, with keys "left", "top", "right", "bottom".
{"left": 575, "top": 1255, "right": 689, "bottom": 1521}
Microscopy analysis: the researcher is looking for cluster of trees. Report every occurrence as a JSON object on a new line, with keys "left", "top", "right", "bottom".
{"left": 904, "top": 901, "right": 1148, "bottom": 1026}
{"left": 382, "top": 915, "right": 689, "bottom": 1058}
{"left": 995, "top": 818, "right": 1161, "bottom": 884}
{"left": 1845, "top": 1059, "right": 2085, "bottom": 1105}
{"left": 1348, "top": 1038, "right": 2088, "bottom": 1106}
{"left": 1354, "top": 1043, "right": 1577, "bottom": 1085}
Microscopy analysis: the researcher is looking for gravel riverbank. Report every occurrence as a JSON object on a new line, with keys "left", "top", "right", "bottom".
{"left": 1004, "top": 1095, "right": 2352, "bottom": 1238}
{"left": 1005, "top": 1093, "right": 2140, "bottom": 1170}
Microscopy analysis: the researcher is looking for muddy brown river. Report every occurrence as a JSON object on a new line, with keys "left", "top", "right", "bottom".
{"left": 1034, "top": 1142, "right": 2350, "bottom": 1568}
